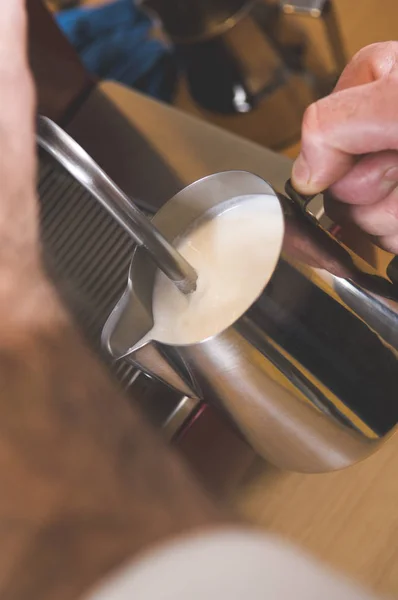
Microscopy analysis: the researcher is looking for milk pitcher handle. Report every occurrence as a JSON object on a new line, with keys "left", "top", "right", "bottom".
{"left": 284, "top": 179, "right": 398, "bottom": 289}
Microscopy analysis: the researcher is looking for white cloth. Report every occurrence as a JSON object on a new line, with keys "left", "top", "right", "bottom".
{"left": 85, "top": 529, "right": 383, "bottom": 600}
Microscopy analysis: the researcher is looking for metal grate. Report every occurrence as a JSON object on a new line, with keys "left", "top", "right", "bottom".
{"left": 38, "top": 150, "right": 183, "bottom": 427}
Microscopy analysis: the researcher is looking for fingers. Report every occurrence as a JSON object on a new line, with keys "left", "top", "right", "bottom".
{"left": 348, "top": 189, "right": 398, "bottom": 236}
{"left": 291, "top": 41, "right": 398, "bottom": 252}
{"left": 325, "top": 189, "right": 398, "bottom": 253}
{"left": 292, "top": 41, "right": 398, "bottom": 195}
{"left": 292, "top": 75, "right": 398, "bottom": 195}
{"left": 378, "top": 233, "right": 398, "bottom": 254}
{"left": 333, "top": 42, "right": 398, "bottom": 92}
{"left": 330, "top": 151, "right": 398, "bottom": 205}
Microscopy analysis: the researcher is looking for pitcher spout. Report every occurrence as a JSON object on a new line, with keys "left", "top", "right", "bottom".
{"left": 124, "top": 342, "right": 200, "bottom": 399}
{"left": 102, "top": 280, "right": 200, "bottom": 399}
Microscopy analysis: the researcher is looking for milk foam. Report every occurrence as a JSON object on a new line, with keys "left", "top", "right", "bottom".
{"left": 139, "top": 194, "right": 283, "bottom": 346}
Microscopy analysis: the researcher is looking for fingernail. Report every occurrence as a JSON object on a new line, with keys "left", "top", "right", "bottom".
{"left": 384, "top": 166, "right": 398, "bottom": 181}
{"left": 292, "top": 153, "right": 311, "bottom": 187}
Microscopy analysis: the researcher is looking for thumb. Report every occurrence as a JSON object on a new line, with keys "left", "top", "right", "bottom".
{"left": 292, "top": 75, "right": 398, "bottom": 195}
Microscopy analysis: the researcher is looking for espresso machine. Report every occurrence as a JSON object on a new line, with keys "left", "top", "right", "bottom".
{"left": 30, "top": 2, "right": 398, "bottom": 480}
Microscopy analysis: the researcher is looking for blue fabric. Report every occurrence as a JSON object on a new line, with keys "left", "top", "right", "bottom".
{"left": 56, "top": 0, "right": 177, "bottom": 102}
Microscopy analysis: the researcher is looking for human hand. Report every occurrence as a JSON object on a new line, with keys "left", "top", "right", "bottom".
{"left": 292, "top": 42, "right": 398, "bottom": 253}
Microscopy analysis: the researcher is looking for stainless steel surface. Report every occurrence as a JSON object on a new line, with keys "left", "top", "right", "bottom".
{"left": 281, "top": 0, "right": 347, "bottom": 73}
{"left": 50, "top": 81, "right": 397, "bottom": 469}
{"left": 281, "top": 0, "right": 329, "bottom": 17}
{"left": 40, "top": 79, "right": 294, "bottom": 441}
{"left": 162, "top": 396, "right": 200, "bottom": 440}
{"left": 39, "top": 147, "right": 197, "bottom": 436}
{"left": 37, "top": 116, "right": 197, "bottom": 295}
{"left": 103, "top": 170, "right": 398, "bottom": 474}
{"left": 286, "top": 179, "right": 398, "bottom": 283}
{"left": 37, "top": 79, "right": 297, "bottom": 443}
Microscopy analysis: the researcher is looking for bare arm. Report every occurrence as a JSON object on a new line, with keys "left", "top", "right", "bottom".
{"left": 1, "top": 297, "right": 226, "bottom": 600}
{"left": 0, "top": 4, "right": 227, "bottom": 600}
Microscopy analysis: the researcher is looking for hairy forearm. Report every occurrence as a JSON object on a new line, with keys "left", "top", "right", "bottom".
{"left": 0, "top": 275, "right": 227, "bottom": 600}
{"left": 0, "top": 6, "right": 228, "bottom": 597}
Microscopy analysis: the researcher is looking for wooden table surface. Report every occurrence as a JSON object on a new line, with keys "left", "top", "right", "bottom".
{"left": 235, "top": 432, "right": 398, "bottom": 598}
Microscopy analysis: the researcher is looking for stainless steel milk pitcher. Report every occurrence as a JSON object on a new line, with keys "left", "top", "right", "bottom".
{"left": 102, "top": 171, "right": 398, "bottom": 473}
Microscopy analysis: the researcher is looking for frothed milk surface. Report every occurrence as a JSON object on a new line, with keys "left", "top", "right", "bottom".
{"left": 139, "top": 194, "right": 283, "bottom": 346}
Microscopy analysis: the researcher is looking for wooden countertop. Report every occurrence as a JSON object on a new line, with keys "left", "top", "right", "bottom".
{"left": 236, "top": 430, "right": 398, "bottom": 597}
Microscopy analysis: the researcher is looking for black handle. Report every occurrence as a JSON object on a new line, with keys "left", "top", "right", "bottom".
{"left": 284, "top": 178, "right": 317, "bottom": 212}
{"left": 285, "top": 179, "right": 398, "bottom": 287}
